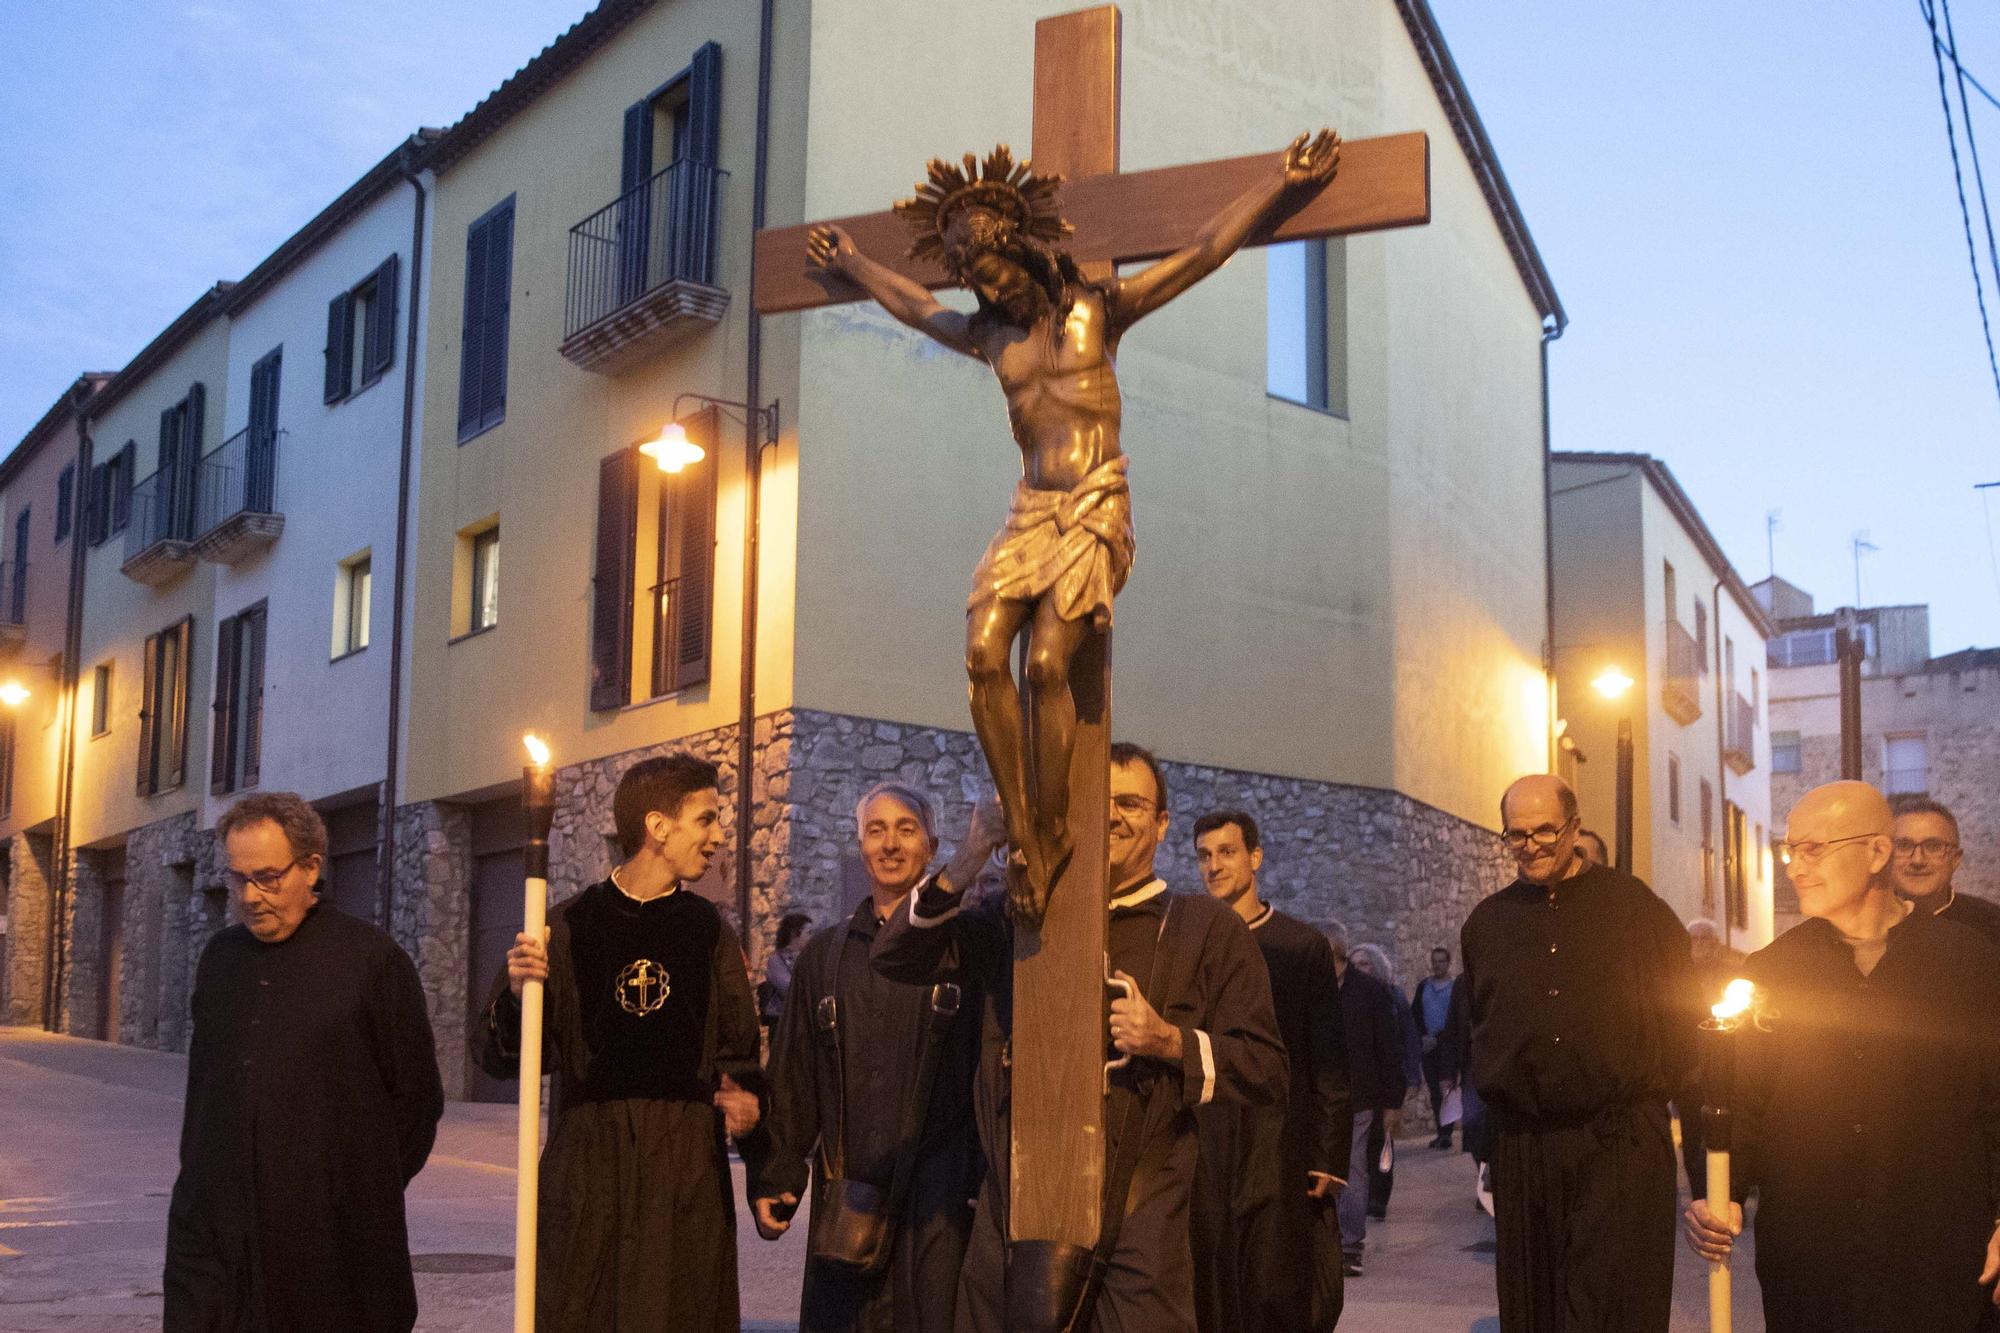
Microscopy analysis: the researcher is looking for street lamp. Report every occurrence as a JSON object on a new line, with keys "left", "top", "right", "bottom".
{"left": 1589, "top": 666, "right": 1635, "bottom": 873}
{"left": 0, "top": 680, "right": 30, "bottom": 708}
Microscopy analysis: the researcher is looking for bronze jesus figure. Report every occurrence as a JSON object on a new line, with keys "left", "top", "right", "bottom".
{"left": 807, "top": 131, "right": 1340, "bottom": 920}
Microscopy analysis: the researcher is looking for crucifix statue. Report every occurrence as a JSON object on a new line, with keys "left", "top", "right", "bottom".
{"left": 754, "top": 4, "right": 1428, "bottom": 1319}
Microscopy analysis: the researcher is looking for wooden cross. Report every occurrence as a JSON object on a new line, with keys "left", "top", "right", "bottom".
{"left": 753, "top": 2, "right": 1429, "bottom": 1303}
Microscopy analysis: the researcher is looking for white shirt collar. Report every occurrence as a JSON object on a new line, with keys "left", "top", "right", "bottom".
{"left": 1109, "top": 877, "right": 1168, "bottom": 911}
{"left": 610, "top": 868, "right": 679, "bottom": 904}
{"left": 1245, "top": 902, "right": 1275, "bottom": 931}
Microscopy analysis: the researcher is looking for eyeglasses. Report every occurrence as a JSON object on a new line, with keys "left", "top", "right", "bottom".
{"left": 1110, "top": 795, "right": 1159, "bottom": 816}
{"left": 1778, "top": 833, "right": 1877, "bottom": 866}
{"left": 223, "top": 857, "right": 302, "bottom": 893}
{"left": 1501, "top": 823, "right": 1572, "bottom": 850}
{"left": 1891, "top": 837, "right": 1959, "bottom": 860}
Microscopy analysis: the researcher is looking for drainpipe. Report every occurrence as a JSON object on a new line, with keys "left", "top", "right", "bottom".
{"left": 1540, "top": 319, "right": 1561, "bottom": 770}
{"left": 46, "top": 382, "right": 95, "bottom": 1030}
{"left": 1711, "top": 576, "right": 1728, "bottom": 950}
{"left": 733, "top": 0, "right": 777, "bottom": 936}
{"left": 376, "top": 143, "right": 428, "bottom": 932}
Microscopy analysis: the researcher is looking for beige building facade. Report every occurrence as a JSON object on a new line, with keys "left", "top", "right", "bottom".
{"left": 1550, "top": 452, "right": 1776, "bottom": 950}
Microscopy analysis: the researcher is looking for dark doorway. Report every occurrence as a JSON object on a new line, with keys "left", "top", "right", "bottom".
{"left": 97, "top": 873, "right": 126, "bottom": 1042}
{"left": 321, "top": 799, "right": 381, "bottom": 925}
{"left": 466, "top": 796, "right": 525, "bottom": 1104}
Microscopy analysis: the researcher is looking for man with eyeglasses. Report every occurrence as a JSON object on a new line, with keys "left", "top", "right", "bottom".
{"left": 1684, "top": 779, "right": 2000, "bottom": 1332}
{"left": 1457, "top": 774, "right": 1698, "bottom": 1333}
{"left": 1889, "top": 793, "right": 2000, "bottom": 950}
{"left": 874, "top": 743, "right": 1286, "bottom": 1333}
{"left": 164, "top": 792, "right": 443, "bottom": 1333}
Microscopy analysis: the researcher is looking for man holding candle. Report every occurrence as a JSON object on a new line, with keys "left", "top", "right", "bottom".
{"left": 477, "top": 753, "right": 767, "bottom": 1333}
{"left": 752, "top": 781, "right": 983, "bottom": 1332}
{"left": 1458, "top": 773, "right": 1699, "bottom": 1332}
{"left": 1888, "top": 793, "right": 2000, "bottom": 950}
{"left": 1684, "top": 779, "right": 2000, "bottom": 1332}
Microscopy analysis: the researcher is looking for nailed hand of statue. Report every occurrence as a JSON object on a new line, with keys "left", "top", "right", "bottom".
{"left": 1281, "top": 129, "right": 1342, "bottom": 191}
{"left": 805, "top": 223, "right": 856, "bottom": 275}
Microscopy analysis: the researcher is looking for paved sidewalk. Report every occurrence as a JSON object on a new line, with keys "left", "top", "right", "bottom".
{"left": 0, "top": 1028, "right": 1760, "bottom": 1331}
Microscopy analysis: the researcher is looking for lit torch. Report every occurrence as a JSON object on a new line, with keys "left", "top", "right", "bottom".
{"left": 516, "top": 733, "right": 556, "bottom": 1333}
{"left": 1702, "top": 977, "right": 1756, "bottom": 1333}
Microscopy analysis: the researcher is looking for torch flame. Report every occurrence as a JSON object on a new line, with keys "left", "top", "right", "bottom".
{"left": 1711, "top": 977, "right": 1754, "bottom": 1023}
{"left": 523, "top": 733, "right": 551, "bottom": 767}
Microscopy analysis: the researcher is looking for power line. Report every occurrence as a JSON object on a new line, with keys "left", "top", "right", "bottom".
{"left": 1922, "top": 0, "right": 2000, "bottom": 411}
{"left": 1928, "top": 28, "right": 2000, "bottom": 112}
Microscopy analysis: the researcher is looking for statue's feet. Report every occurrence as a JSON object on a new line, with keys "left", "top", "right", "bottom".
{"left": 1006, "top": 828, "right": 1075, "bottom": 930}
{"left": 1005, "top": 850, "right": 1046, "bottom": 928}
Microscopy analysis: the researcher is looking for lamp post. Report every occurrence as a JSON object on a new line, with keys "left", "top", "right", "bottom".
{"left": 1591, "top": 666, "right": 1635, "bottom": 872}
{"left": 1701, "top": 977, "right": 1756, "bottom": 1333}
{"left": 515, "top": 734, "right": 556, "bottom": 1333}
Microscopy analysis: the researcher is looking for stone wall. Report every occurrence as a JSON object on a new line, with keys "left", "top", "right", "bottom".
{"left": 390, "top": 800, "right": 471, "bottom": 1098}
{"left": 118, "top": 811, "right": 208, "bottom": 1049}
{"left": 3, "top": 831, "right": 54, "bottom": 1027}
{"left": 59, "top": 846, "right": 108, "bottom": 1038}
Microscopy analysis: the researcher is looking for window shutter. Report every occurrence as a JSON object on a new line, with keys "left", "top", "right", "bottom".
{"left": 179, "top": 386, "right": 205, "bottom": 540}
{"left": 589, "top": 448, "right": 638, "bottom": 710}
{"left": 56, "top": 465, "right": 73, "bottom": 542}
{"left": 137, "top": 632, "right": 159, "bottom": 795}
{"left": 241, "top": 607, "right": 266, "bottom": 788}
{"left": 674, "top": 407, "right": 718, "bottom": 689}
{"left": 457, "top": 220, "right": 491, "bottom": 434}
{"left": 210, "top": 615, "right": 238, "bottom": 795}
{"left": 87, "top": 464, "right": 109, "bottom": 546}
{"left": 113, "top": 442, "right": 136, "bottom": 532}
{"left": 683, "top": 44, "right": 723, "bottom": 282}
{"left": 477, "top": 206, "right": 513, "bottom": 431}
{"left": 366, "top": 256, "right": 399, "bottom": 379}
{"left": 686, "top": 43, "right": 722, "bottom": 165}
{"left": 167, "top": 617, "right": 192, "bottom": 790}
{"left": 324, "top": 293, "right": 352, "bottom": 403}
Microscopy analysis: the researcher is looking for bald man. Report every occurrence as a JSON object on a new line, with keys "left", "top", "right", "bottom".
{"left": 1686, "top": 780, "right": 2000, "bottom": 1333}
{"left": 1458, "top": 774, "right": 1698, "bottom": 1332}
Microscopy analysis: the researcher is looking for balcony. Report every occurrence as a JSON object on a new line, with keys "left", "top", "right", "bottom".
{"left": 1723, "top": 692, "right": 1756, "bottom": 775}
{"left": 0, "top": 561, "right": 24, "bottom": 651}
{"left": 1662, "top": 619, "right": 1703, "bottom": 726}
{"left": 121, "top": 471, "right": 198, "bottom": 587}
{"left": 560, "top": 160, "right": 729, "bottom": 375}
{"left": 192, "top": 426, "right": 284, "bottom": 566}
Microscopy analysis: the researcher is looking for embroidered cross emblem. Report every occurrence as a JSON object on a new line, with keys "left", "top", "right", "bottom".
{"left": 616, "top": 959, "right": 670, "bottom": 1016}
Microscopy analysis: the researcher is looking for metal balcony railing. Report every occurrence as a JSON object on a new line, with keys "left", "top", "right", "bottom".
{"left": 195, "top": 426, "right": 281, "bottom": 538}
{"left": 1662, "top": 619, "right": 1703, "bottom": 725}
{"left": 1724, "top": 692, "right": 1755, "bottom": 773}
{"left": 125, "top": 467, "right": 198, "bottom": 562}
{"left": 565, "top": 159, "right": 725, "bottom": 340}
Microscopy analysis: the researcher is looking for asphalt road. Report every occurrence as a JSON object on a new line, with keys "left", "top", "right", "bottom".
{"left": 0, "top": 1027, "right": 1760, "bottom": 1331}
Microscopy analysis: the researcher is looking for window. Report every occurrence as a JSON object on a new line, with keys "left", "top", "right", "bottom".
{"left": 88, "top": 442, "right": 137, "bottom": 546}
{"left": 1699, "top": 778, "right": 1715, "bottom": 912}
{"left": 1772, "top": 835, "right": 1799, "bottom": 916}
{"left": 1663, "top": 560, "right": 1677, "bottom": 623}
{"left": 1694, "top": 602, "right": 1709, "bottom": 672}
{"left": 55, "top": 464, "right": 73, "bottom": 544}
{"left": 1668, "top": 754, "right": 1682, "bottom": 824}
{"left": 0, "top": 712, "right": 13, "bottom": 819}
{"left": 1265, "top": 238, "right": 1347, "bottom": 416}
{"left": 458, "top": 198, "right": 515, "bottom": 441}
{"left": 334, "top": 554, "right": 372, "bottom": 657}
{"left": 471, "top": 527, "right": 500, "bottom": 632}
{"left": 9, "top": 507, "right": 28, "bottom": 624}
{"left": 1751, "top": 668, "right": 1761, "bottom": 715}
{"left": 1768, "top": 624, "right": 1877, "bottom": 668}
{"left": 149, "top": 384, "right": 206, "bottom": 544}
{"left": 1884, "top": 734, "right": 1929, "bottom": 796}
{"left": 590, "top": 409, "right": 719, "bottom": 709}
{"left": 211, "top": 603, "right": 267, "bottom": 795}
{"left": 1724, "top": 636, "right": 1735, "bottom": 687}
{"left": 324, "top": 257, "right": 400, "bottom": 403}
{"left": 1771, "top": 730, "right": 1802, "bottom": 773}
{"left": 137, "top": 616, "right": 193, "bottom": 796}
{"left": 91, "top": 663, "right": 112, "bottom": 737}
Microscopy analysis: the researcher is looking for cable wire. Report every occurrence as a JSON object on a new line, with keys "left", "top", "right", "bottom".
{"left": 1923, "top": 0, "right": 2000, "bottom": 410}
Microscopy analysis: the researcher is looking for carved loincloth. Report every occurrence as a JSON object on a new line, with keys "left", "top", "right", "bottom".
{"left": 968, "top": 454, "right": 1134, "bottom": 629}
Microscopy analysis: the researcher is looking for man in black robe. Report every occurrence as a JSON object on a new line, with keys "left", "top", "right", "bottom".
{"left": 752, "top": 781, "right": 981, "bottom": 1331}
{"left": 1889, "top": 793, "right": 2000, "bottom": 949}
{"left": 477, "top": 753, "right": 766, "bottom": 1333}
{"left": 164, "top": 792, "right": 443, "bottom": 1333}
{"left": 1686, "top": 780, "right": 2000, "bottom": 1332}
{"left": 1459, "top": 773, "right": 1698, "bottom": 1333}
{"left": 1187, "top": 809, "right": 1349, "bottom": 1333}
{"left": 874, "top": 744, "right": 1288, "bottom": 1333}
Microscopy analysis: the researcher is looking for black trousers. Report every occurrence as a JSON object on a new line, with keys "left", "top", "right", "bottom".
{"left": 1421, "top": 1047, "right": 1451, "bottom": 1141}
{"left": 1491, "top": 1103, "right": 1676, "bottom": 1333}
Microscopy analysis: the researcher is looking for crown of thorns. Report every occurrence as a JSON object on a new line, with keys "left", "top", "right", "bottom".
{"left": 894, "top": 146, "right": 1073, "bottom": 264}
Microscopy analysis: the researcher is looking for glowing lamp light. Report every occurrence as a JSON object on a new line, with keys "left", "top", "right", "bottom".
{"left": 638, "top": 421, "right": 705, "bottom": 474}
{"left": 523, "top": 733, "right": 551, "bottom": 767}
{"left": 1592, "top": 666, "right": 1635, "bottom": 700}
{"left": 1711, "top": 977, "right": 1755, "bottom": 1023}
{"left": 0, "top": 680, "right": 30, "bottom": 707}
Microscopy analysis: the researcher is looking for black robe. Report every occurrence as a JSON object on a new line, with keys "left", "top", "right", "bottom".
{"left": 1733, "top": 910, "right": 2000, "bottom": 1333}
{"left": 873, "top": 878, "right": 1287, "bottom": 1333}
{"left": 1458, "top": 862, "right": 1699, "bottom": 1333}
{"left": 1191, "top": 905, "right": 1350, "bottom": 1333}
{"left": 164, "top": 901, "right": 443, "bottom": 1333}
{"left": 475, "top": 880, "right": 766, "bottom": 1333}
{"left": 755, "top": 895, "right": 982, "bottom": 1332}
{"left": 1934, "top": 887, "right": 2000, "bottom": 952}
